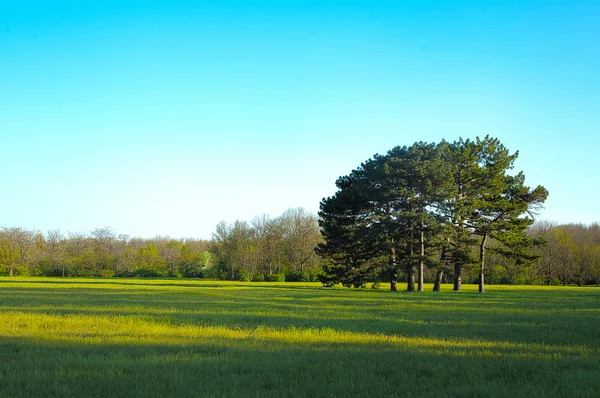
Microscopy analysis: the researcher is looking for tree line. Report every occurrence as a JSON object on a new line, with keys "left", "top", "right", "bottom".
{"left": 0, "top": 226, "right": 213, "bottom": 278}
{"left": 2, "top": 219, "right": 597, "bottom": 287}
{"left": 529, "top": 222, "right": 600, "bottom": 286}
{"left": 0, "top": 208, "right": 322, "bottom": 281}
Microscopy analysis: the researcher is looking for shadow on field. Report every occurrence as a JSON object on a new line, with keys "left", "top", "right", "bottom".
{"left": 1, "top": 332, "right": 598, "bottom": 398}
{"left": 2, "top": 285, "right": 600, "bottom": 348}
{"left": 1, "top": 299, "right": 598, "bottom": 347}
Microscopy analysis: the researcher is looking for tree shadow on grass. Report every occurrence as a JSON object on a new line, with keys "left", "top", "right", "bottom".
{"left": 1, "top": 333, "right": 598, "bottom": 398}
{"left": 1, "top": 301, "right": 598, "bottom": 349}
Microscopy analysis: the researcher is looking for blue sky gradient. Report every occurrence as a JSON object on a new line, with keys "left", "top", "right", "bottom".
{"left": 1, "top": 1, "right": 599, "bottom": 238}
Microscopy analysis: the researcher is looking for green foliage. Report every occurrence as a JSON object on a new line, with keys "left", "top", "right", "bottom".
{"left": 318, "top": 137, "right": 548, "bottom": 293}
{"left": 236, "top": 268, "right": 254, "bottom": 282}
{"left": 286, "top": 269, "right": 322, "bottom": 282}
{"left": 96, "top": 269, "right": 114, "bottom": 278}
{"left": 264, "top": 273, "right": 285, "bottom": 282}
{"left": 136, "top": 244, "right": 168, "bottom": 277}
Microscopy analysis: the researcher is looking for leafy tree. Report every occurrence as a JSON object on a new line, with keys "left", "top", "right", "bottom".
{"left": 136, "top": 244, "right": 168, "bottom": 277}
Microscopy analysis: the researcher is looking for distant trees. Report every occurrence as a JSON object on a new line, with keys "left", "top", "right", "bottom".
{"left": 0, "top": 207, "right": 320, "bottom": 281}
{"left": 530, "top": 222, "right": 600, "bottom": 286}
{"left": 0, "top": 227, "right": 36, "bottom": 277}
{"left": 0, "top": 227, "right": 213, "bottom": 278}
{"left": 212, "top": 208, "right": 322, "bottom": 281}
{"left": 317, "top": 137, "right": 549, "bottom": 292}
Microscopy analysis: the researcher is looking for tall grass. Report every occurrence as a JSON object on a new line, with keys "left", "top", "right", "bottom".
{"left": 0, "top": 278, "right": 599, "bottom": 397}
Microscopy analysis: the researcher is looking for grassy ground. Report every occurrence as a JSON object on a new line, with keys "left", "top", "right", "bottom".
{"left": 0, "top": 278, "right": 599, "bottom": 397}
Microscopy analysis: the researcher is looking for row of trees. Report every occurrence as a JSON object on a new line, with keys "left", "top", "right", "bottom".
{"left": 397, "top": 222, "right": 600, "bottom": 287}
{"left": 0, "top": 226, "right": 213, "bottom": 278}
{"left": 1, "top": 220, "right": 598, "bottom": 286}
{"left": 0, "top": 208, "right": 322, "bottom": 281}
{"left": 317, "top": 136, "right": 549, "bottom": 292}
{"left": 530, "top": 222, "right": 600, "bottom": 286}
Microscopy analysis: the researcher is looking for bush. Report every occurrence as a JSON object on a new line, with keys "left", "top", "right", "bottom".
{"left": 286, "top": 269, "right": 323, "bottom": 282}
{"left": 96, "top": 269, "right": 115, "bottom": 278}
{"left": 128, "top": 269, "right": 167, "bottom": 277}
{"left": 285, "top": 271, "right": 305, "bottom": 282}
{"left": 236, "top": 269, "right": 254, "bottom": 282}
{"left": 28, "top": 268, "right": 45, "bottom": 276}
{"left": 265, "top": 273, "right": 285, "bottom": 282}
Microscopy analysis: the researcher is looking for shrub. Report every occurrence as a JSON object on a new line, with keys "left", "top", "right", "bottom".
{"left": 27, "top": 268, "right": 45, "bottom": 277}
{"left": 286, "top": 269, "right": 323, "bottom": 282}
{"left": 128, "top": 269, "right": 167, "bottom": 277}
{"left": 96, "top": 269, "right": 115, "bottom": 278}
{"left": 265, "top": 273, "right": 285, "bottom": 282}
{"left": 236, "top": 269, "right": 253, "bottom": 282}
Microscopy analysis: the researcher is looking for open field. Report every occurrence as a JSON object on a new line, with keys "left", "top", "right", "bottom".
{"left": 0, "top": 278, "right": 599, "bottom": 397}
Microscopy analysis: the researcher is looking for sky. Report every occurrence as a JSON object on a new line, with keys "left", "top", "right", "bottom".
{"left": 1, "top": 0, "right": 599, "bottom": 239}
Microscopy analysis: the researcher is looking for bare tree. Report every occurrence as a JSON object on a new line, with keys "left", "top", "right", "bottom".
{"left": 0, "top": 227, "right": 35, "bottom": 276}
{"left": 46, "top": 229, "right": 66, "bottom": 276}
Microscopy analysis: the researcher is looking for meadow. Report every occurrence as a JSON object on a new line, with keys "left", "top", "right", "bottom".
{"left": 0, "top": 278, "right": 599, "bottom": 397}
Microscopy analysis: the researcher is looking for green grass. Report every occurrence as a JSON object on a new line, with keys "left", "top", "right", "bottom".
{"left": 0, "top": 278, "right": 599, "bottom": 397}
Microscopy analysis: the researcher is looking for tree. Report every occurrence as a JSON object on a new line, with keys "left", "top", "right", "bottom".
{"left": 212, "top": 220, "right": 258, "bottom": 281}
{"left": 317, "top": 155, "right": 397, "bottom": 289}
{"left": 443, "top": 137, "right": 547, "bottom": 292}
{"left": 90, "top": 227, "right": 117, "bottom": 276}
{"left": 386, "top": 142, "right": 453, "bottom": 291}
{"left": 43, "top": 229, "right": 67, "bottom": 277}
{"left": 318, "top": 141, "right": 453, "bottom": 291}
{"left": 317, "top": 137, "right": 547, "bottom": 293}
{"left": 136, "top": 244, "right": 168, "bottom": 277}
{"left": 0, "top": 227, "right": 35, "bottom": 276}
{"left": 281, "top": 208, "right": 322, "bottom": 274}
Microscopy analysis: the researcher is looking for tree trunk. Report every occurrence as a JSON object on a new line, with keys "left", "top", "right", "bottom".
{"left": 433, "top": 269, "right": 443, "bottom": 292}
{"left": 407, "top": 266, "right": 416, "bottom": 291}
{"left": 478, "top": 233, "right": 488, "bottom": 293}
{"left": 389, "top": 242, "right": 398, "bottom": 291}
{"left": 453, "top": 263, "right": 462, "bottom": 291}
{"left": 434, "top": 239, "right": 449, "bottom": 292}
{"left": 390, "top": 270, "right": 398, "bottom": 291}
{"left": 406, "top": 237, "right": 416, "bottom": 291}
{"left": 418, "top": 225, "right": 424, "bottom": 292}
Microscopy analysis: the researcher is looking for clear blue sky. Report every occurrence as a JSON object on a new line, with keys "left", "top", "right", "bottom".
{"left": 1, "top": 0, "right": 599, "bottom": 239}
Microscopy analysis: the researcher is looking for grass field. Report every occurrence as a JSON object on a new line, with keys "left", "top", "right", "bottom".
{"left": 0, "top": 278, "right": 599, "bottom": 397}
